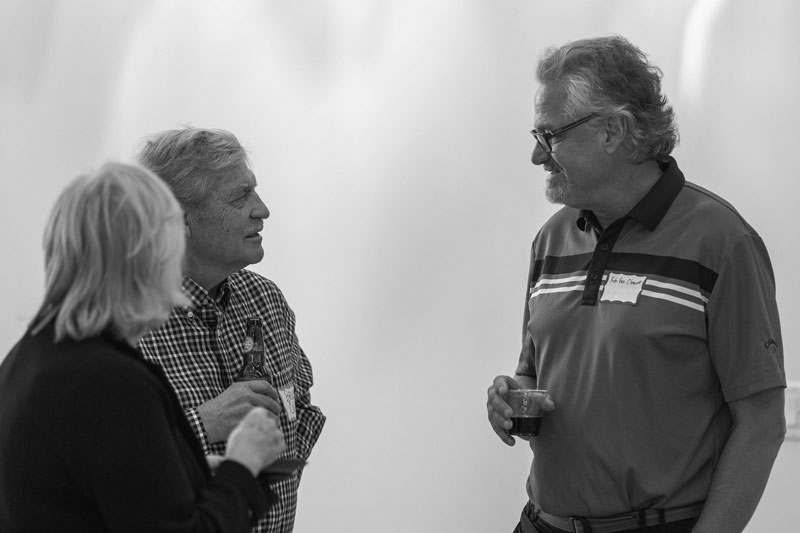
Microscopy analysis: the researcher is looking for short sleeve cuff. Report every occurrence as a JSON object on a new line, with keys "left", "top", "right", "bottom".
{"left": 296, "top": 409, "right": 326, "bottom": 462}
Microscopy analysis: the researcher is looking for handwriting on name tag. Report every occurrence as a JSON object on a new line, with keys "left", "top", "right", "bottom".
{"left": 600, "top": 272, "right": 647, "bottom": 305}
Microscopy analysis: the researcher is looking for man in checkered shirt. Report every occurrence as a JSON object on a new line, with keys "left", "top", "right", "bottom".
{"left": 135, "top": 127, "right": 326, "bottom": 533}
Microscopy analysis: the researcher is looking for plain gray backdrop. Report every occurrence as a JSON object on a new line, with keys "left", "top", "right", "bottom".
{"left": 1, "top": 1, "right": 797, "bottom": 531}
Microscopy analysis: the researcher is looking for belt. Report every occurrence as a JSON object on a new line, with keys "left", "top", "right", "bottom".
{"left": 532, "top": 502, "right": 703, "bottom": 533}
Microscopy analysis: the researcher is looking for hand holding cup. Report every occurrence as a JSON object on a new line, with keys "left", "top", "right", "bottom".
{"left": 488, "top": 376, "right": 554, "bottom": 445}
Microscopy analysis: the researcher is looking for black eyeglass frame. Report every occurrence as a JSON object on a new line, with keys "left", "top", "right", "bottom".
{"left": 530, "top": 113, "right": 598, "bottom": 153}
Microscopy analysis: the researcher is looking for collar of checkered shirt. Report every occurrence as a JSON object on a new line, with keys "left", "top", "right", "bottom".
{"left": 178, "top": 276, "right": 232, "bottom": 321}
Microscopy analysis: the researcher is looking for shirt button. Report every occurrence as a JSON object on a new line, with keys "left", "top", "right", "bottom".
{"left": 590, "top": 271, "right": 599, "bottom": 280}
{"left": 600, "top": 243, "right": 609, "bottom": 251}
{"left": 187, "top": 311, "right": 195, "bottom": 318}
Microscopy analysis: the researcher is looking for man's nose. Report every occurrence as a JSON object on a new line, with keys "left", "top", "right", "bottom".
{"left": 531, "top": 142, "right": 550, "bottom": 166}
{"left": 253, "top": 193, "right": 270, "bottom": 219}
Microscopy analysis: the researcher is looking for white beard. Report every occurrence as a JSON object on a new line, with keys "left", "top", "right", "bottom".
{"left": 544, "top": 172, "right": 574, "bottom": 205}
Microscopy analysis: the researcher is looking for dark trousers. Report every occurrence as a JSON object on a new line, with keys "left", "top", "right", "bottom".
{"left": 513, "top": 502, "right": 698, "bottom": 533}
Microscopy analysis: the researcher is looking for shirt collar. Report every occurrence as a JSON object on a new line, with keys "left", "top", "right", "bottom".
{"left": 577, "top": 156, "right": 685, "bottom": 232}
{"left": 180, "top": 276, "right": 232, "bottom": 313}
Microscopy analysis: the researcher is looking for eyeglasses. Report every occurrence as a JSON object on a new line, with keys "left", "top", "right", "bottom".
{"left": 530, "top": 113, "right": 598, "bottom": 153}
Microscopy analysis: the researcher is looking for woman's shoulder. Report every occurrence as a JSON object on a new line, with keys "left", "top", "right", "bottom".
{"left": 24, "top": 329, "right": 166, "bottom": 403}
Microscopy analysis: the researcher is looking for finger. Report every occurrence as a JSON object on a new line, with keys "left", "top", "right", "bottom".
{"left": 241, "top": 406, "right": 270, "bottom": 425}
{"left": 242, "top": 380, "right": 279, "bottom": 400}
{"left": 266, "top": 427, "right": 285, "bottom": 447}
{"left": 257, "top": 413, "right": 279, "bottom": 431}
{"left": 542, "top": 395, "right": 556, "bottom": 411}
{"left": 488, "top": 391, "right": 513, "bottom": 419}
{"left": 492, "top": 375, "right": 519, "bottom": 395}
{"left": 264, "top": 399, "right": 282, "bottom": 418}
{"left": 260, "top": 427, "right": 286, "bottom": 459}
{"left": 248, "top": 394, "right": 283, "bottom": 418}
{"left": 245, "top": 405, "right": 269, "bottom": 418}
{"left": 488, "top": 408, "right": 513, "bottom": 431}
{"left": 492, "top": 425, "right": 516, "bottom": 446}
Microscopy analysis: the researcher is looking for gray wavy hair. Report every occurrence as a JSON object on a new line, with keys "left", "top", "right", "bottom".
{"left": 537, "top": 35, "right": 678, "bottom": 163}
{"left": 135, "top": 127, "right": 250, "bottom": 209}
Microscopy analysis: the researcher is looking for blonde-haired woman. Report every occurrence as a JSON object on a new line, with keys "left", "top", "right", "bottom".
{"left": 0, "top": 162, "right": 285, "bottom": 532}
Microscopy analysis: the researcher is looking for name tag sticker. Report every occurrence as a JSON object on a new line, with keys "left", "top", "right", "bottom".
{"left": 600, "top": 273, "right": 647, "bottom": 305}
{"left": 279, "top": 385, "right": 297, "bottom": 421}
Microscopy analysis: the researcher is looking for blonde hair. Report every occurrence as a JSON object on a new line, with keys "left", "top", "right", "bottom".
{"left": 33, "top": 162, "right": 189, "bottom": 343}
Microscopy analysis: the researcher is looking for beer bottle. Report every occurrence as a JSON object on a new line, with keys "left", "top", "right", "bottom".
{"left": 235, "top": 317, "right": 270, "bottom": 382}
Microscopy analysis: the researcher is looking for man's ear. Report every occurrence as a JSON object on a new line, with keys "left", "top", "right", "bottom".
{"left": 602, "top": 115, "right": 628, "bottom": 154}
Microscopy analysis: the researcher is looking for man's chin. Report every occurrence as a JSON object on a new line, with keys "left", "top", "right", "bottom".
{"left": 544, "top": 175, "right": 573, "bottom": 206}
{"left": 244, "top": 250, "right": 264, "bottom": 265}
{"left": 545, "top": 185, "right": 568, "bottom": 205}
{"left": 235, "top": 245, "right": 265, "bottom": 270}
{"left": 249, "top": 248, "right": 265, "bottom": 265}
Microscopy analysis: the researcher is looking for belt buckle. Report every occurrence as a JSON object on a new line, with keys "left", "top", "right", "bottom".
{"left": 570, "top": 517, "right": 588, "bottom": 533}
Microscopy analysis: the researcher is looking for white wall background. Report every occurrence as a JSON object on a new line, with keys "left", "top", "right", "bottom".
{"left": 1, "top": 1, "right": 797, "bottom": 531}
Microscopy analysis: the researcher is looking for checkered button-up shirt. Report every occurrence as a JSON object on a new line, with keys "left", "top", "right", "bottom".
{"left": 138, "top": 270, "right": 326, "bottom": 533}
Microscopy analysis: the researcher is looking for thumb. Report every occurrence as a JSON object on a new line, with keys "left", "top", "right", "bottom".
{"left": 542, "top": 393, "right": 555, "bottom": 411}
{"left": 493, "top": 375, "right": 519, "bottom": 394}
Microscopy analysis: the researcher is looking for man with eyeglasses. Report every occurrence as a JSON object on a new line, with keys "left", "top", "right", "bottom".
{"left": 487, "top": 36, "right": 785, "bottom": 533}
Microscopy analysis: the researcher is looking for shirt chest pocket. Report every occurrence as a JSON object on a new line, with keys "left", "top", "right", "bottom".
{"left": 261, "top": 326, "right": 296, "bottom": 387}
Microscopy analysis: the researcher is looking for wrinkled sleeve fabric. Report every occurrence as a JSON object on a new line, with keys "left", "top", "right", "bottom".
{"left": 293, "top": 344, "right": 325, "bottom": 463}
{"left": 184, "top": 406, "right": 213, "bottom": 454}
{"left": 706, "top": 233, "right": 786, "bottom": 401}
{"left": 516, "top": 241, "right": 538, "bottom": 379}
{"left": 282, "top": 298, "right": 326, "bottom": 463}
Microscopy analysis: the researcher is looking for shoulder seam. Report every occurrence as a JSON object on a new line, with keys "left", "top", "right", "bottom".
{"left": 682, "top": 182, "right": 756, "bottom": 233}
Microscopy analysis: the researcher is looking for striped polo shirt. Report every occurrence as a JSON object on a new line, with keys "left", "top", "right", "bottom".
{"left": 519, "top": 157, "right": 785, "bottom": 517}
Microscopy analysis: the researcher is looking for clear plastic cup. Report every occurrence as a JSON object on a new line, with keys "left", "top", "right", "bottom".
{"left": 507, "top": 389, "right": 548, "bottom": 436}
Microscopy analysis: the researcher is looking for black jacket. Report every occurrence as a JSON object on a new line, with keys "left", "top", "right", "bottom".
{"left": 0, "top": 321, "right": 270, "bottom": 532}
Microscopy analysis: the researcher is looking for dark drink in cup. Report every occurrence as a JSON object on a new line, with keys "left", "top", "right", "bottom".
{"left": 510, "top": 415, "right": 542, "bottom": 436}
{"left": 507, "top": 389, "right": 548, "bottom": 437}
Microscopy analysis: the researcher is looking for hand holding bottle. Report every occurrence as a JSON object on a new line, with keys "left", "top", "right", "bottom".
{"left": 197, "top": 381, "right": 282, "bottom": 444}
{"left": 198, "top": 317, "right": 281, "bottom": 444}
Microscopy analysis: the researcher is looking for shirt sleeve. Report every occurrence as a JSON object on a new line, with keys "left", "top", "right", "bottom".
{"left": 516, "top": 242, "right": 537, "bottom": 379}
{"left": 288, "top": 315, "right": 326, "bottom": 463}
{"left": 706, "top": 233, "right": 786, "bottom": 402}
{"left": 260, "top": 277, "right": 326, "bottom": 464}
{"left": 185, "top": 406, "right": 213, "bottom": 454}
